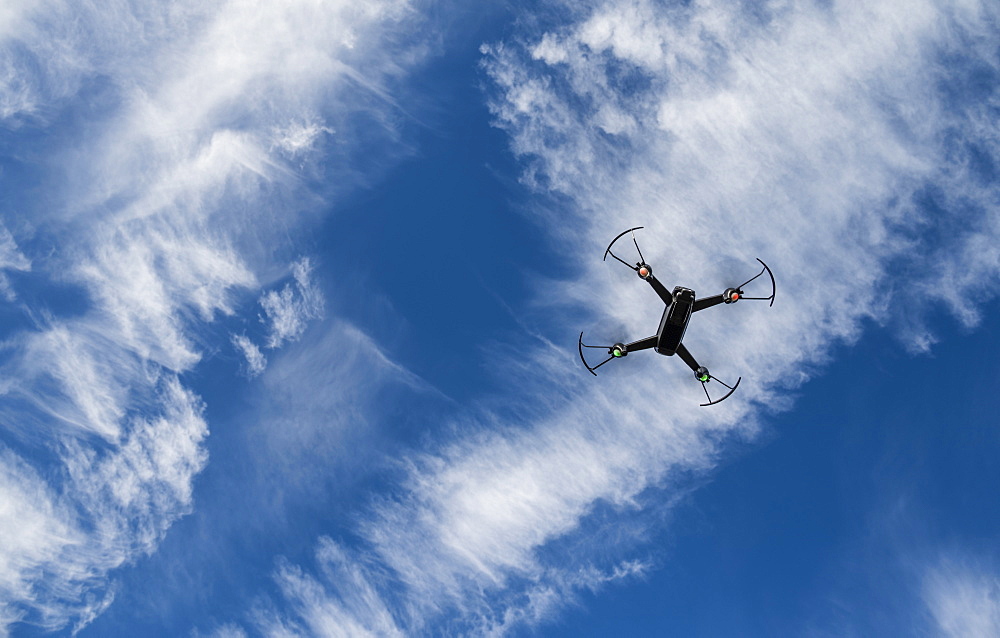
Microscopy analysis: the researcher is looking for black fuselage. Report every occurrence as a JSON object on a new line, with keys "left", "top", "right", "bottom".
{"left": 655, "top": 287, "right": 694, "bottom": 356}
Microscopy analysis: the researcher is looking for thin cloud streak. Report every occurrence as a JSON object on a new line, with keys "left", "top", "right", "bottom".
{"left": 0, "top": 449, "right": 82, "bottom": 631}
{"left": 0, "top": 224, "right": 29, "bottom": 273}
{"left": 923, "top": 557, "right": 1000, "bottom": 638}
{"left": 267, "top": 539, "right": 405, "bottom": 638}
{"left": 0, "top": 223, "right": 30, "bottom": 301}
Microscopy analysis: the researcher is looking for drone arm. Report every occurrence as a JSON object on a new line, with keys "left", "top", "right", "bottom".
{"left": 625, "top": 335, "right": 658, "bottom": 352}
{"left": 579, "top": 332, "right": 656, "bottom": 376}
{"left": 675, "top": 343, "right": 700, "bottom": 373}
{"left": 694, "top": 258, "right": 776, "bottom": 312}
{"left": 601, "top": 227, "right": 674, "bottom": 305}
{"left": 645, "top": 274, "right": 674, "bottom": 306}
{"left": 693, "top": 294, "right": 725, "bottom": 313}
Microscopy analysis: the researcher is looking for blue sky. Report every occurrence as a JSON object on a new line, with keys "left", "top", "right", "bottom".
{"left": 0, "top": 0, "right": 998, "bottom": 636}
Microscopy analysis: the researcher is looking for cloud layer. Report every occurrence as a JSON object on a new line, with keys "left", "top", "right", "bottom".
{"left": 0, "top": 0, "right": 423, "bottom": 632}
{"left": 247, "top": 0, "right": 1000, "bottom": 634}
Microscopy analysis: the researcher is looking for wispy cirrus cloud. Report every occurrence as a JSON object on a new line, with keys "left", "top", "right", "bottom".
{"left": 0, "top": 224, "right": 28, "bottom": 272}
{"left": 226, "top": 0, "right": 1000, "bottom": 634}
{"left": 0, "top": 0, "right": 425, "bottom": 632}
{"left": 0, "top": 375, "right": 205, "bottom": 633}
{"left": 923, "top": 556, "right": 1000, "bottom": 638}
{"left": 231, "top": 333, "right": 267, "bottom": 378}
{"left": 230, "top": 257, "right": 324, "bottom": 376}
{"left": 0, "top": 449, "right": 82, "bottom": 631}
{"left": 260, "top": 257, "right": 325, "bottom": 350}
{"left": 262, "top": 538, "right": 405, "bottom": 638}
{"left": 0, "top": 222, "right": 29, "bottom": 301}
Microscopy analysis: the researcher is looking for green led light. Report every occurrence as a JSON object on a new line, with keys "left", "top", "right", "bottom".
{"left": 613, "top": 349, "right": 623, "bottom": 357}
{"left": 699, "top": 374, "right": 709, "bottom": 382}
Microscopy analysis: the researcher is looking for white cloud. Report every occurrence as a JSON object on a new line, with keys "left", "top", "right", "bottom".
{"left": 272, "top": 120, "right": 336, "bottom": 158}
{"left": 257, "top": 541, "right": 644, "bottom": 638}
{"left": 0, "top": 222, "right": 30, "bottom": 301}
{"left": 260, "top": 258, "right": 325, "bottom": 349}
{"left": 0, "top": 223, "right": 29, "bottom": 273}
{"left": 267, "top": 539, "right": 405, "bottom": 638}
{"left": 232, "top": 333, "right": 267, "bottom": 377}
{"left": 0, "top": 450, "right": 81, "bottom": 632}
{"left": 206, "top": 625, "right": 249, "bottom": 638}
{"left": 923, "top": 558, "right": 1000, "bottom": 638}
{"left": 66, "top": 378, "right": 209, "bottom": 546}
{"left": 235, "top": 317, "right": 446, "bottom": 508}
{"left": 0, "top": 377, "right": 204, "bottom": 633}
{"left": 14, "top": 322, "right": 135, "bottom": 440}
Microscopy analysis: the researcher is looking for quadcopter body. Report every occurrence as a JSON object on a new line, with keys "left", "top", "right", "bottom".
{"left": 656, "top": 285, "right": 694, "bottom": 356}
{"left": 579, "top": 227, "right": 775, "bottom": 406}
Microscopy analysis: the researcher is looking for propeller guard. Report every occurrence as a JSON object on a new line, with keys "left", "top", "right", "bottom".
{"left": 735, "top": 258, "right": 776, "bottom": 306}
{"left": 578, "top": 332, "right": 627, "bottom": 376}
{"left": 603, "top": 226, "right": 649, "bottom": 275}
{"left": 698, "top": 372, "right": 741, "bottom": 406}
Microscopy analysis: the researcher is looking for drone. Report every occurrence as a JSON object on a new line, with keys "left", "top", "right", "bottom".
{"left": 578, "top": 227, "right": 775, "bottom": 406}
